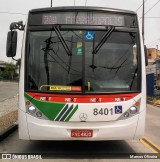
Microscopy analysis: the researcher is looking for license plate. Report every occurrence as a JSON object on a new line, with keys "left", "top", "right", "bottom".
{"left": 71, "top": 129, "right": 93, "bottom": 137}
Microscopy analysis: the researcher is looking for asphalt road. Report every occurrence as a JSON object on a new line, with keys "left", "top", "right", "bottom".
{"left": 1, "top": 105, "right": 160, "bottom": 161}
{"left": 0, "top": 131, "right": 151, "bottom": 160}
{"left": 0, "top": 81, "right": 18, "bottom": 101}
{"left": 145, "top": 104, "right": 160, "bottom": 146}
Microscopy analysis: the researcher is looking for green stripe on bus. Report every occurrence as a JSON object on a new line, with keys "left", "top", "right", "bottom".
{"left": 65, "top": 105, "right": 78, "bottom": 121}
{"left": 24, "top": 93, "right": 66, "bottom": 120}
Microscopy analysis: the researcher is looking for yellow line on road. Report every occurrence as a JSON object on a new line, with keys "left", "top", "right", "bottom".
{"left": 143, "top": 136, "right": 160, "bottom": 151}
{"left": 140, "top": 139, "right": 158, "bottom": 153}
{"left": 140, "top": 136, "right": 160, "bottom": 156}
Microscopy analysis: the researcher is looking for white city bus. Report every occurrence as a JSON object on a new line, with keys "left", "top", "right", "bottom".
{"left": 6, "top": 6, "right": 147, "bottom": 140}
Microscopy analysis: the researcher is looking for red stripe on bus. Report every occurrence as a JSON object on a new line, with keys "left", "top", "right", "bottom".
{"left": 26, "top": 92, "right": 139, "bottom": 103}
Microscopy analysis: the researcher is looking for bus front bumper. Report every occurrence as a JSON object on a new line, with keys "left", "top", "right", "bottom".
{"left": 19, "top": 109, "right": 145, "bottom": 141}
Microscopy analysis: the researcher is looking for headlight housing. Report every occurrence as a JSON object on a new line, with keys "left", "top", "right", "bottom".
{"left": 130, "top": 106, "right": 137, "bottom": 114}
{"left": 28, "top": 106, "right": 36, "bottom": 114}
{"left": 118, "top": 101, "right": 140, "bottom": 120}
{"left": 26, "top": 100, "right": 47, "bottom": 120}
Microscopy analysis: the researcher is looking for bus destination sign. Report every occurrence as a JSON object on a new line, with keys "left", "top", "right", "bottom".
{"left": 42, "top": 13, "right": 125, "bottom": 26}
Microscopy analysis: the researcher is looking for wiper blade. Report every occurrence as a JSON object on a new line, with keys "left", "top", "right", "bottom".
{"left": 42, "top": 37, "right": 53, "bottom": 89}
{"left": 54, "top": 26, "right": 72, "bottom": 56}
{"left": 92, "top": 26, "right": 115, "bottom": 54}
{"left": 90, "top": 26, "right": 114, "bottom": 71}
{"left": 68, "top": 35, "right": 73, "bottom": 74}
{"left": 90, "top": 37, "right": 97, "bottom": 71}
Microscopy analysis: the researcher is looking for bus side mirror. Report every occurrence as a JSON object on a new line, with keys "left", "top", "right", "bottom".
{"left": 144, "top": 45, "right": 148, "bottom": 66}
{"left": 6, "top": 31, "right": 17, "bottom": 57}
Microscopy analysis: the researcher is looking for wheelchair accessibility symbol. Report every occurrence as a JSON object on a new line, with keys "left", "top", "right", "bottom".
{"left": 115, "top": 106, "right": 123, "bottom": 114}
{"left": 85, "top": 31, "right": 95, "bottom": 40}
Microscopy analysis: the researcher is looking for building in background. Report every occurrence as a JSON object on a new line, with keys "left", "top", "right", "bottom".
{"left": 0, "top": 60, "right": 19, "bottom": 81}
{"left": 0, "top": 60, "right": 6, "bottom": 71}
{"left": 146, "top": 48, "right": 160, "bottom": 96}
{"left": 148, "top": 48, "right": 160, "bottom": 59}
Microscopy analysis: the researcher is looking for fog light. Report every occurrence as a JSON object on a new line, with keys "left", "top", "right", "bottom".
{"left": 130, "top": 107, "right": 137, "bottom": 114}
{"left": 124, "top": 112, "right": 129, "bottom": 118}
{"left": 28, "top": 106, "right": 36, "bottom": 114}
{"left": 36, "top": 111, "right": 42, "bottom": 117}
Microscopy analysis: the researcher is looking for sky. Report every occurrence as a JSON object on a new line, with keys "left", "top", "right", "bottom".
{"left": 0, "top": 0, "right": 160, "bottom": 62}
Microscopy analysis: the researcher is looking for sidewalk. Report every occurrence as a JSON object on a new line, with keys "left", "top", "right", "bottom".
{"left": 0, "top": 81, "right": 18, "bottom": 102}
{"left": 0, "top": 95, "right": 18, "bottom": 136}
{"left": 0, "top": 94, "right": 18, "bottom": 118}
{"left": 147, "top": 97, "right": 160, "bottom": 106}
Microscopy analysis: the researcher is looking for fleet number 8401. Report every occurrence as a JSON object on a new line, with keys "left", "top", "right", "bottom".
{"left": 93, "top": 108, "right": 113, "bottom": 116}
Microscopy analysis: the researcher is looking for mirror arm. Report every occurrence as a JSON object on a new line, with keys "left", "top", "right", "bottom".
{"left": 12, "top": 57, "right": 18, "bottom": 62}
{"left": 10, "top": 21, "right": 25, "bottom": 31}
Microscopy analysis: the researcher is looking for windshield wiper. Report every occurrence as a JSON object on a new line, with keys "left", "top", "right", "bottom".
{"left": 90, "top": 37, "right": 96, "bottom": 71}
{"left": 92, "top": 26, "right": 115, "bottom": 54}
{"left": 42, "top": 36, "right": 53, "bottom": 89}
{"left": 54, "top": 26, "right": 72, "bottom": 56}
{"left": 90, "top": 26, "right": 115, "bottom": 71}
{"left": 68, "top": 35, "right": 73, "bottom": 74}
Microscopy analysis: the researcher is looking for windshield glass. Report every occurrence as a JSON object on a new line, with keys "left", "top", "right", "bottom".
{"left": 26, "top": 29, "right": 140, "bottom": 93}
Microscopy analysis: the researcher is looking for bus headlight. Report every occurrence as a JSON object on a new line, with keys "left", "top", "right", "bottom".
{"left": 118, "top": 101, "right": 140, "bottom": 120}
{"left": 124, "top": 112, "right": 129, "bottom": 118}
{"left": 36, "top": 111, "right": 42, "bottom": 117}
{"left": 28, "top": 106, "right": 36, "bottom": 114}
{"left": 130, "top": 106, "right": 137, "bottom": 114}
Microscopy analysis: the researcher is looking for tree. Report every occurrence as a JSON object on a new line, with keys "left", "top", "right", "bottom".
{"left": 0, "top": 69, "right": 2, "bottom": 77}
{"left": 16, "top": 58, "right": 21, "bottom": 74}
{"left": 2, "top": 63, "right": 17, "bottom": 80}
{"left": 16, "top": 58, "right": 21, "bottom": 67}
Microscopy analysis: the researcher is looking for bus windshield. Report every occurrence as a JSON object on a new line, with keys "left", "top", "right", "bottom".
{"left": 26, "top": 28, "right": 140, "bottom": 93}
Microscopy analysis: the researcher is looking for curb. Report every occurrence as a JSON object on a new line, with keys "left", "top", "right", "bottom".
{"left": 147, "top": 101, "right": 160, "bottom": 107}
{"left": 0, "top": 124, "right": 18, "bottom": 142}
{"left": 147, "top": 101, "right": 153, "bottom": 104}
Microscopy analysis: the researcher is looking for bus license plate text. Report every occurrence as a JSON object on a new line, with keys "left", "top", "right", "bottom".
{"left": 71, "top": 130, "right": 93, "bottom": 137}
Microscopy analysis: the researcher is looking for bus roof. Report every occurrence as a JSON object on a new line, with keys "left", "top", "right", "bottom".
{"left": 29, "top": 6, "right": 136, "bottom": 15}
